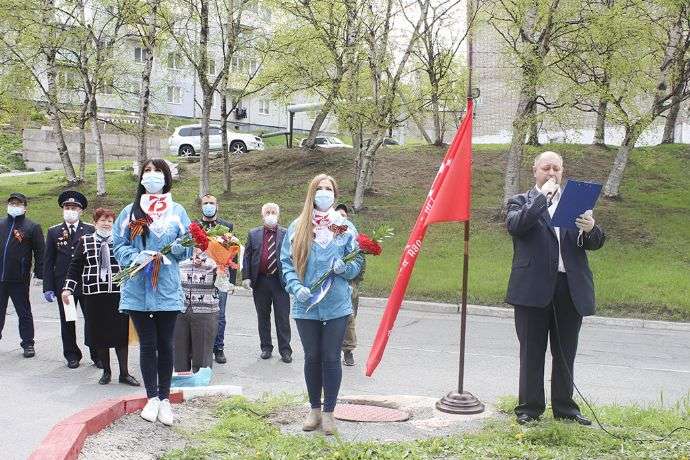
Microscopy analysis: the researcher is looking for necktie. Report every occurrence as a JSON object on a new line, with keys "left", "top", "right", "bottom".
{"left": 266, "top": 232, "right": 277, "bottom": 275}
{"left": 69, "top": 225, "right": 75, "bottom": 237}
{"left": 99, "top": 239, "right": 112, "bottom": 282}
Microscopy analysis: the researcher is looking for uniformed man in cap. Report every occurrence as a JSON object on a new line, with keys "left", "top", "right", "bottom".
{"left": 0, "top": 192, "right": 45, "bottom": 358}
{"left": 43, "top": 191, "right": 96, "bottom": 368}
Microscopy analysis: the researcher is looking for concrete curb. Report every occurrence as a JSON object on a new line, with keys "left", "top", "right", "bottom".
{"left": 231, "top": 287, "right": 690, "bottom": 332}
{"left": 29, "top": 385, "right": 243, "bottom": 460}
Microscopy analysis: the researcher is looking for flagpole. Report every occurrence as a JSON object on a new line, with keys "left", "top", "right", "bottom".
{"left": 436, "top": 0, "right": 484, "bottom": 415}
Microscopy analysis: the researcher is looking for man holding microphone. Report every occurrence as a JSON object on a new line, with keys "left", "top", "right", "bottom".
{"left": 505, "top": 151, "right": 605, "bottom": 425}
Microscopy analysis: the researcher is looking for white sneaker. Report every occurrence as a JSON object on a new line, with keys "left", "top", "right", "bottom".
{"left": 157, "top": 398, "right": 174, "bottom": 426}
{"left": 140, "top": 397, "right": 160, "bottom": 422}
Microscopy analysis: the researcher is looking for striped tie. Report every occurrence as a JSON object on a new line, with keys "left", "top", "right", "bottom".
{"left": 266, "top": 232, "right": 277, "bottom": 275}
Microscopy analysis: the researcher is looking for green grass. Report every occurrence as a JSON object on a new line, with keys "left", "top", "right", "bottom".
{"left": 0, "top": 132, "right": 24, "bottom": 172}
{"left": 162, "top": 395, "right": 690, "bottom": 459}
{"left": 1, "top": 142, "right": 689, "bottom": 320}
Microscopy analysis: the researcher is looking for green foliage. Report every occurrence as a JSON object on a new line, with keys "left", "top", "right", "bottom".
{"left": 163, "top": 394, "right": 690, "bottom": 460}
{"left": 0, "top": 132, "right": 24, "bottom": 172}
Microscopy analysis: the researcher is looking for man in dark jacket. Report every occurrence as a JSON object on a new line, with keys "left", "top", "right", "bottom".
{"left": 505, "top": 151, "right": 605, "bottom": 426}
{"left": 198, "top": 193, "right": 235, "bottom": 364}
{"left": 0, "top": 192, "right": 44, "bottom": 358}
{"left": 242, "top": 202, "right": 292, "bottom": 363}
{"left": 43, "top": 191, "right": 95, "bottom": 368}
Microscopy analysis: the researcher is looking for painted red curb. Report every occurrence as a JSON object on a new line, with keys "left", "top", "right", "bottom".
{"left": 29, "top": 391, "right": 184, "bottom": 460}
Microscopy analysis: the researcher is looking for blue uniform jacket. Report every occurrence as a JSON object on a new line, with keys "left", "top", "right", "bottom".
{"left": 280, "top": 218, "right": 363, "bottom": 321}
{"left": 113, "top": 202, "right": 193, "bottom": 312}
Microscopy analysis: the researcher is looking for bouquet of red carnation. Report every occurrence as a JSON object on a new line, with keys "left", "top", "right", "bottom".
{"left": 309, "top": 224, "right": 393, "bottom": 292}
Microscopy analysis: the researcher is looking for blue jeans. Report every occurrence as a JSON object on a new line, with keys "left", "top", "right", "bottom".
{"left": 295, "top": 315, "right": 349, "bottom": 412}
{"left": 214, "top": 291, "right": 228, "bottom": 351}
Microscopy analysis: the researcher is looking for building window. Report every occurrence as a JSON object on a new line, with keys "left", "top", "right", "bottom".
{"left": 134, "top": 47, "right": 143, "bottom": 63}
{"left": 208, "top": 58, "right": 216, "bottom": 75}
{"left": 100, "top": 78, "right": 115, "bottom": 95}
{"left": 167, "top": 52, "right": 184, "bottom": 70}
{"left": 258, "top": 99, "right": 270, "bottom": 115}
{"left": 249, "top": 59, "right": 259, "bottom": 74}
{"left": 167, "top": 86, "right": 182, "bottom": 104}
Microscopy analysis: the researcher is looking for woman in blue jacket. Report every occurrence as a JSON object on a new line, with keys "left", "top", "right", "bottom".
{"left": 113, "top": 159, "right": 192, "bottom": 426}
{"left": 280, "top": 173, "right": 363, "bottom": 435}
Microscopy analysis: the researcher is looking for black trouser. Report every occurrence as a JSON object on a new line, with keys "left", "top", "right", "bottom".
{"left": 130, "top": 311, "right": 178, "bottom": 400}
{"left": 57, "top": 294, "right": 84, "bottom": 362}
{"left": 0, "top": 281, "right": 34, "bottom": 348}
{"left": 253, "top": 274, "right": 292, "bottom": 356}
{"left": 514, "top": 273, "right": 583, "bottom": 419}
{"left": 295, "top": 315, "right": 349, "bottom": 412}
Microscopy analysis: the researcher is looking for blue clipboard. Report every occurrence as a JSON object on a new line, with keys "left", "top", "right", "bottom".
{"left": 551, "top": 180, "right": 602, "bottom": 229}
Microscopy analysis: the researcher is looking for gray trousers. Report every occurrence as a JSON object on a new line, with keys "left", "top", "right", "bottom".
{"left": 173, "top": 310, "right": 218, "bottom": 373}
{"left": 342, "top": 280, "right": 360, "bottom": 352}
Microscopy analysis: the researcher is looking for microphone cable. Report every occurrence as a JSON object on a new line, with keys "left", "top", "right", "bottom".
{"left": 551, "top": 300, "right": 690, "bottom": 442}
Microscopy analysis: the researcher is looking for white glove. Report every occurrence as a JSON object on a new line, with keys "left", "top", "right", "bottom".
{"left": 242, "top": 279, "right": 252, "bottom": 290}
{"left": 132, "top": 252, "right": 153, "bottom": 265}
{"left": 575, "top": 210, "right": 595, "bottom": 233}
{"left": 541, "top": 178, "right": 559, "bottom": 197}
{"left": 333, "top": 259, "right": 346, "bottom": 274}
{"left": 296, "top": 286, "right": 312, "bottom": 303}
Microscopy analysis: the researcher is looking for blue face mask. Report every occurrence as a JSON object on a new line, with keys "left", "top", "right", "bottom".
{"left": 141, "top": 171, "right": 165, "bottom": 194}
{"left": 314, "top": 189, "right": 335, "bottom": 211}
{"left": 202, "top": 204, "right": 217, "bottom": 218}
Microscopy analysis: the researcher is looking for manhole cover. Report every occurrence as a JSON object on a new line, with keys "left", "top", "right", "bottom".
{"left": 334, "top": 404, "right": 410, "bottom": 422}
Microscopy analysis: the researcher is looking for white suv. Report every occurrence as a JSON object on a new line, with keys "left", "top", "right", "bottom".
{"left": 168, "top": 124, "right": 265, "bottom": 156}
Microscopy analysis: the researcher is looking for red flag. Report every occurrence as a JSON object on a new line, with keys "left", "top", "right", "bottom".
{"left": 365, "top": 99, "right": 473, "bottom": 377}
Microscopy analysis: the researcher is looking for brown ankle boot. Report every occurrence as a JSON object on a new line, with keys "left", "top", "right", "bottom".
{"left": 302, "top": 408, "right": 322, "bottom": 431}
{"left": 321, "top": 411, "right": 337, "bottom": 435}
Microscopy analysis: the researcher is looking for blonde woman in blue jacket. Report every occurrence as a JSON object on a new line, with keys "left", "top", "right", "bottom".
{"left": 113, "top": 159, "right": 192, "bottom": 427}
{"left": 280, "top": 173, "right": 363, "bottom": 435}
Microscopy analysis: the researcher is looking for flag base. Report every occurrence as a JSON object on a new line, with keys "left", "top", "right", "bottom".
{"left": 435, "top": 391, "right": 485, "bottom": 414}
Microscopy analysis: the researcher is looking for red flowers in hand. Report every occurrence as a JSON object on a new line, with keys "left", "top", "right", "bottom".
{"left": 357, "top": 234, "right": 382, "bottom": 256}
{"left": 189, "top": 222, "right": 209, "bottom": 251}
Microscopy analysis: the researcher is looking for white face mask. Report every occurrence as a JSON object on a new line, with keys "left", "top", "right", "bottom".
{"left": 96, "top": 228, "right": 112, "bottom": 239}
{"left": 63, "top": 209, "right": 80, "bottom": 223}
{"left": 263, "top": 214, "right": 278, "bottom": 227}
{"left": 7, "top": 205, "right": 25, "bottom": 217}
{"left": 314, "top": 189, "right": 335, "bottom": 211}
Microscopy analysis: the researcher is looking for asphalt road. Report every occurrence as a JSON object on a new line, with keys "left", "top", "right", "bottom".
{"left": 1, "top": 287, "right": 689, "bottom": 459}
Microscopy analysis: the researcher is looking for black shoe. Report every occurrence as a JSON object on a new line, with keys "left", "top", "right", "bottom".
{"left": 555, "top": 413, "right": 592, "bottom": 426}
{"left": 23, "top": 346, "right": 35, "bottom": 358}
{"left": 516, "top": 414, "right": 539, "bottom": 425}
{"left": 67, "top": 359, "right": 80, "bottom": 369}
{"left": 343, "top": 350, "right": 355, "bottom": 366}
{"left": 118, "top": 374, "right": 141, "bottom": 386}
{"left": 280, "top": 353, "right": 292, "bottom": 363}
{"left": 260, "top": 350, "right": 272, "bottom": 360}
{"left": 98, "top": 371, "right": 111, "bottom": 385}
{"left": 214, "top": 349, "right": 227, "bottom": 364}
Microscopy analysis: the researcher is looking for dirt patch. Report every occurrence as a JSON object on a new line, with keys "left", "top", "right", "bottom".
{"left": 79, "top": 396, "right": 223, "bottom": 460}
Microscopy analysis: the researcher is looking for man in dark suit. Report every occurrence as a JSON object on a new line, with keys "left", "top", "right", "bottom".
{"left": 505, "top": 151, "right": 605, "bottom": 426}
{"left": 43, "top": 191, "right": 96, "bottom": 368}
{"left": 198, "top": 193, "right": 235, "bottom": 365}
{"left": 0, "top": 192, "right": 44, "bottom": 358}
{"left": 242, "top": 203, "right": 292, "bottom": 363}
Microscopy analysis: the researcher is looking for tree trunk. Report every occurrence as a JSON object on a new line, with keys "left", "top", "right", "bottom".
{"left": 78, "top": 95, "right": 88, "bottom": 180}
{"left": 45, "top": 51, "right": 78, "bottom": 183}
{"left": 430, "top": 80, "right": 443, "bottom": 145}
{"left": 88, "top": 93, "right": 107, "bottom": 196}
{"left": 603, "top": 126, "right": 640, "bottom": 198}
{"left": 526, "top": 119, "right": 540, "bottom": 146}
{"left": 593, "top": 98, "right": 608, "bottom": 145}
{"left": 353, "top": 134, "right": 384, "bottom": 211}
{"left": 661, "top": 95, "right": 681, "bottom": 144}
{"left": 502, "top": 89, "right": 534, "bottom": 204}
{"left": 303, "top": 86, "right": 339, "bottom": 149}
{"left": 199, "top": 97, "right": 213, "bottom": 198}
{"left": 220, "top": 81, "right": 231, "bottom": 193}
{"left": 136, "top": 40, "right": 155, "bottom": 172}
